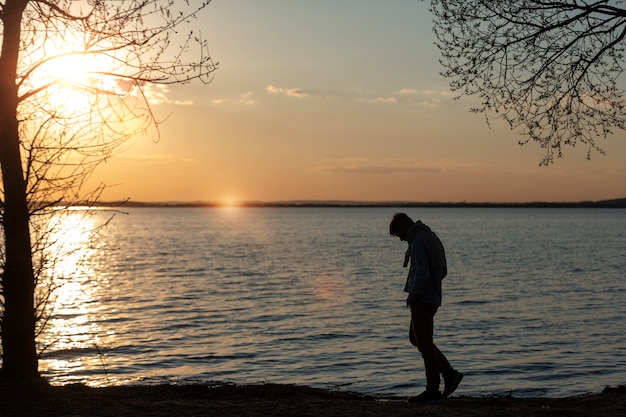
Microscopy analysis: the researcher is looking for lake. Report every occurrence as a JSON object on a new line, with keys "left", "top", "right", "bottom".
{"left": 33, "top": 206, "right": 626, "bottom": 398}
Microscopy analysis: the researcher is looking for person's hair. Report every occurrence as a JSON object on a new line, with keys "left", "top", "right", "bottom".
{"left": 389, "top": 212, "right": 413, "bottom": 236}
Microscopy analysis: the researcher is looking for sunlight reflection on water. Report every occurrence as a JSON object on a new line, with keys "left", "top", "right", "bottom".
{"left": 36, "top": 209, "right": 113, "bottom": 385}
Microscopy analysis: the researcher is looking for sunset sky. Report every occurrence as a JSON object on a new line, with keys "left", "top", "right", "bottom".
{"left": 91, "top": 0, "right": 625, "bottom": 204}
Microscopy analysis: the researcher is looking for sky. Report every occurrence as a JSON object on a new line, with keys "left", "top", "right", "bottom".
{"left": 90, "top": 0, "right": 625, "bottom": 204}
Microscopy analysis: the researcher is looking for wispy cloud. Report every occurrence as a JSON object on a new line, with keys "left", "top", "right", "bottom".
{"left": 266, "top": 84, "right": 309, "bottom": 98}
{"left": 419, "top": 98, "right": 443, "bottom": 108}
{"left": 358, "top": 96, "right": 398, "bottom": 104}
{"left": 315, "top": 158, "right": 449, "bottom": 175}
{"left": 357, "top": 88, "right": 454, "bottom": 108}
{"left": 117, "top": 154, "right": 196, "bottom": 164}
{"left": 398, "top": 88, "right": 452, "bottom": 96}
{"left": 213, "top": 86, "right": 453, "bottom": 108}
{"left": 212, "top": 91, "right": 256, "bottom": 106}
{"left": 143, "top": 84, "right": 194, "bottom": 106}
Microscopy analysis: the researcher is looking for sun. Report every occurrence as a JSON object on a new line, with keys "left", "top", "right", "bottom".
{"left": 19, "top": 34, "right": 154, "bottom": 153}
{"left": 24, "top": 33, "right": 132, "bottom": 119}
{"left": 217, "top": 196, "right": 242, "bottom": 208}
{"left": 27, "top": 53, "right": 95, "bottom": 117}
{"left": 42, "top": 53, "right": 101, "bottom": 88}
{"left": 40, "top": 50, "right": 124, "bottom": 108}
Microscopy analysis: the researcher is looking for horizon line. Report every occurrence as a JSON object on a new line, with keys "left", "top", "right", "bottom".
{"left": 82, "top": 197, "right": 626, "bottom": 209}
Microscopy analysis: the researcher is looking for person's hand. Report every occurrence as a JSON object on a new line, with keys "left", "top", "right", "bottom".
{"left": 406, "top": 293, "right": 418, "bottom": 306}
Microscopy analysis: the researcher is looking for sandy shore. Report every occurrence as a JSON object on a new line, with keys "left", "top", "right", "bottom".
{"left": 1, "top": 383, "right": 624, "bottom": 417}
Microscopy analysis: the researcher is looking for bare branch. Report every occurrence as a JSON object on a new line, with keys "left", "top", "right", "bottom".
{"left": 432, "top": 0, "right": 625, "bottom": 164}
{"left": 0, "top": 0, "right": 218, "bottom": 375}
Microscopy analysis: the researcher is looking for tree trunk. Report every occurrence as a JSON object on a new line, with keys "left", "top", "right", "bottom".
{"left": 0, "top": 0, "right": 39, "bottom": 382}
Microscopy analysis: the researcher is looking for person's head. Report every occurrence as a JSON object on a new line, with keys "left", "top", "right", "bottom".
{"left": 389, "top": 213, "right": 414, "bottom": 241}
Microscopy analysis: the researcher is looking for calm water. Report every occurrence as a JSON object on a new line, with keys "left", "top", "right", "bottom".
{"left": 33, "top": 207, "right": 626, "bottom": 398}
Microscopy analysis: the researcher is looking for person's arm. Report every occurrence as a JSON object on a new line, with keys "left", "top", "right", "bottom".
{"left": 406, "top": 239, "right": 431, "bottom": 304}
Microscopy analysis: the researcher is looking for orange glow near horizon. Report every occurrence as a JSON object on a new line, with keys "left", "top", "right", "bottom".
{"left": 216, "top": 197, "right": 243, "bottom": 208}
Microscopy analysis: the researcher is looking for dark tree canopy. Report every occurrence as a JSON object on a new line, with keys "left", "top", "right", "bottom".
{"left": 431, "top": 0, "right": 626, "bottom": 164}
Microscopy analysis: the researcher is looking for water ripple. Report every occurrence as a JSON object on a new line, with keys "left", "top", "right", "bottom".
{"left": 36, "top": 207, "right": 626, "bottom": 398}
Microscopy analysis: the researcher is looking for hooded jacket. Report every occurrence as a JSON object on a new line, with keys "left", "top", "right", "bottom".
{"left": 403, "top": 220, "right": 447, "bottom": 306}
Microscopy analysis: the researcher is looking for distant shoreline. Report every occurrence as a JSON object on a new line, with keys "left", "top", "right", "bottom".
{"left": 93, "top": 198, "right": 626, "bottom": 209}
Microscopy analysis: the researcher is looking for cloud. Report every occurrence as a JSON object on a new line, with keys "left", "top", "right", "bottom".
{"left": 420, "top": 98, "right": 442, "bottom": 108}
{"left": 212, "top": 92, "right": 256, "bottom": 106}
{"left": 143, "top": 84, "right": 194, "bottom": 106}
{"left": 398, "top": 88, "right": 454, "bottom": 97}
{"left": 359, "top": 96, "right": 398, "bottom": 104}
{"left": 215, "top": 86, "right": 453, "bottom": 107}
{"left": 266, "top": 84, "right": 308, "bottom": 98}
{"left": 118, "top": 154, "right": 196, "bottom": 164}
{"left": 315, "top": 158, "right": 447, "bottom": 175}
{"left": 355, "top": 88, "right": 454, "bottom": 108}
{"left": 238, "top": 91, "right": 256, "bottom": 105}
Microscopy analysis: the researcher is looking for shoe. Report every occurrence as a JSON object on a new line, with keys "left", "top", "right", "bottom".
{"left": 408, "top": 390, "right": 443, "bottom": 404}
{"left": 443, "top": 370, "right": 463, "bottom": 398}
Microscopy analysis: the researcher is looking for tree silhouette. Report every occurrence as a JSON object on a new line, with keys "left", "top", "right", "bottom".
{"left": 431, "top": 0, "right": 626, "bottom": 164}
{"left": 0, "top": 0, "right": 217, "bottom": 383}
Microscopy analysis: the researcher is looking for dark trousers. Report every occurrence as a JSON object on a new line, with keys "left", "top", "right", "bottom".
{"left": 409, "top": 302, "right": 452, "bottom": 392}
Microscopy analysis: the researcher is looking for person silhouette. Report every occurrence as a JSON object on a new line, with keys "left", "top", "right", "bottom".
{"left": 389, "top": 213, "right": 463, "bottom": 403}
